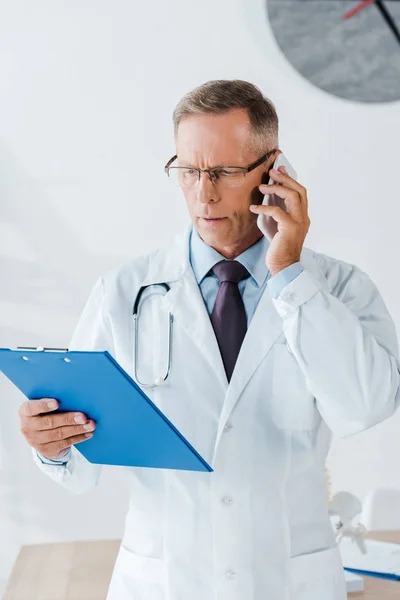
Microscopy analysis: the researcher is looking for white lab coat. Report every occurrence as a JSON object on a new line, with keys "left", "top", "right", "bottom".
{"left": 33, "top": 225, "right": 400, "bottom": 600}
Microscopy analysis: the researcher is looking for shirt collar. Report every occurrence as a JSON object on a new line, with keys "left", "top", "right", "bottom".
{"left": 189, "top": 226, "right": 270, "bottom": 288}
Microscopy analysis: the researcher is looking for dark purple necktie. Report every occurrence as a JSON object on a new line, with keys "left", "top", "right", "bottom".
{"left": 210, "top": 260, "right": 250, "bottom": 382}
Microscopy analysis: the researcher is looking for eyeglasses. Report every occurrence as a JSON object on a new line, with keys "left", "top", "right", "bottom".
{"left": 164, "top": 149, "right": 278, "bottom": 189}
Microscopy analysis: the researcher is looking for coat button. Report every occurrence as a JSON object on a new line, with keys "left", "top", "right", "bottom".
{"left": 283, "top": 292, "right": 295, "bottom": 302}
{"left": 221, "top": 495, "right": 233, "bottom": 506}
{"left": 224, "top": 569, "right": 236, "bottom": 580}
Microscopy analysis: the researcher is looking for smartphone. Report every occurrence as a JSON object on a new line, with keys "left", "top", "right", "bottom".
{"left": 257, "top": 153, "right": 297, "bottom": 242}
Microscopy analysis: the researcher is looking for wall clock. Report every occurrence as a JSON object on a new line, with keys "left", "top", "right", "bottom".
{"left": 267, "top": 1, "right": 400, "bottom": 103}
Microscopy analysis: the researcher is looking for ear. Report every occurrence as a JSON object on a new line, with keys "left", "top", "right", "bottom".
{"left": 266, "top": 149, "right": 282, "bottom": 174}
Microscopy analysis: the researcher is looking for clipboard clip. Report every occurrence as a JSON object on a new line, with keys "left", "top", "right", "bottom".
{"left": 16, "top": 346, "right": 69, "bottom": 352}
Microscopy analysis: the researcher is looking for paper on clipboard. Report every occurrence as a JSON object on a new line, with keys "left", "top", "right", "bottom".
{"left": 340, "top": 537, "right": 400, "bottom": 580}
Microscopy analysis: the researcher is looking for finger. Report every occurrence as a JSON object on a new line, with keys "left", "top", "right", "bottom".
{"left": 250, "top": 204, "right": 293, "bottom": 226}
{"left": 33, "top": 411, "right": 90, "bottom": 432}
{"left": 257, "top": 184, "right": 303, "bottom": 221}
{"left": 259, "top": 183, "right": 299, "bottom": 197}
{"left": 37, "top": 421, "right": 96, "bottom": 444}
{"left": 19, "top": 398, "right": 59, "bottom": 419}
{"left": 22, "top": 419, "right": 95, "bottom": 447}
{"left": 268, "top": 168, "right": 306, "bottom": 197}
{"left": 279, "top": 165, "right": 309, "bottom": 212}
{"left": 36, "top": 432, "right": 94, "bottom": 456}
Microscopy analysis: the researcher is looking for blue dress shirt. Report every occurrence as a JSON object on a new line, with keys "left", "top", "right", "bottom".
{"left": 38, "top": 227, "right": 304, "bottom": 466}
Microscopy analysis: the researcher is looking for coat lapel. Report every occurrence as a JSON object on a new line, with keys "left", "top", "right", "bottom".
{"left": 140, "top": 226, "right": 228, "bottom": 392}
{"left": 162, "top": 266, "right": 228, "bottom": 391}
{"left": 215, "top": 280, "right": 283, "bottom": 441}
{"left": 215, "top": 246, "right": 330, "bottom": 441}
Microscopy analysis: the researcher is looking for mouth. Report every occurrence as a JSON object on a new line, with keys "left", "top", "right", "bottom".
{"left": 200, "top": 217, "right": 227, "bottom": 222}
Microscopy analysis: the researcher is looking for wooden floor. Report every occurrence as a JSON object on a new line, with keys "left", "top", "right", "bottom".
{"left": 3, "top": 540, "right": 120, "bottom": 600}
{"left": 3, "top": 533, "right": 400, "bottom": 599}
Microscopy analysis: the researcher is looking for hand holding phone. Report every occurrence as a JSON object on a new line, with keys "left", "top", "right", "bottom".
{"left": 257, "top": 153, "right": 297, "bottom": 242}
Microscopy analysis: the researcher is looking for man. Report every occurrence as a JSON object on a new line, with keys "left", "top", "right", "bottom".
{"left": 19, "top": 80, "right": 400, "bottom": 600}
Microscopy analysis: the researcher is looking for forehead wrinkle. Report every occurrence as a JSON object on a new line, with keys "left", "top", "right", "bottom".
{"left": 176, "top": 113, "right": 255, "bottom": 168}
{"left": 177, "top": 140, "right": 254, "bottom": 168}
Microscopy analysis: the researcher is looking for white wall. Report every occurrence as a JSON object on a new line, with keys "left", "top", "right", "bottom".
{"left": 1, "top": 0, "right": 400, "bottom": 591}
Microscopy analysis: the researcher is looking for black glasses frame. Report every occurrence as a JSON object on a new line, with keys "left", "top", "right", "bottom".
{"left": 164, "top": 149, "right": 278, "bottom": 182}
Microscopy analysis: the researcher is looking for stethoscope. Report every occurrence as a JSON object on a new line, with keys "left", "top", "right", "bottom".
{"left": 132, "top": 283, "right": 173, "bottom": 388}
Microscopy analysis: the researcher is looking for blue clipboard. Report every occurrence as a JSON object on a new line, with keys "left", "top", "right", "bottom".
{"left": 344, "top": 568, "right": 400, "bottom": 582}
{"left": 0, "top": 348, "right": 213, "bottom": 472}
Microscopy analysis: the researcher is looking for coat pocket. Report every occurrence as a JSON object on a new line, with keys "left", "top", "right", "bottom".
{"left": 289, "top": 546, "right": 347, "bottom": 600}
{"left": 106, "top": 544, "right": 165, "bottom": 600}
{"left": 272, "top": 342, "right": 320, "bottom": 430}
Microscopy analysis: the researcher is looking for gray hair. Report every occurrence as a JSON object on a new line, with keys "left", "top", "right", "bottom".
{"left": 173, "top": 79, "right": 279, "bottom": 154}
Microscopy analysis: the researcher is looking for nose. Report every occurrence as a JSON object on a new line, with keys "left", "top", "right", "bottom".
{"left": 196, "top": 172, "right": 221, "bottom": 204}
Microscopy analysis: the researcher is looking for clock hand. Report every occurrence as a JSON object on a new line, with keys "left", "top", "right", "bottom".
{"left": 343, "top": 0, "right": 400, "bottom": 48}
{"left": 343, "top": 0, "right": 375, "bottom": 21}
{"left": 375, "top": 0, "right": 400, "bottom": 46}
